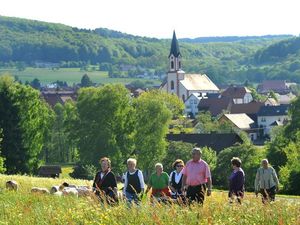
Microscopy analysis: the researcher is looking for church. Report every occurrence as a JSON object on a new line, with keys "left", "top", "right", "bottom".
{"left": 161, "top": 31, "right": 219, "bottom": 101}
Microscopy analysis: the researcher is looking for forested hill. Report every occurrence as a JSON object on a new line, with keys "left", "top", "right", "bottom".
{"left": 0, "top": 15, "right": 299, "bottom": 84}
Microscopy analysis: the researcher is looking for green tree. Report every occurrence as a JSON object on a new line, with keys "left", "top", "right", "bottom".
{"left": 46, "top": 103, "right": 69, "bottom": 163}
{"left": 0, "top": 128, "right": 6, "bottom": 173}
{"left": 195, "top": 111, "right": 233, "bottom": 133}
{"left": 133, "top": 91, "right": 172, "bottom": 171}
{"left": 80, "top": 74, "right": 93, "bottom": 87}
{"left": 0, "top": 76, "right": 53, "bottom": 174}
{"left": 74, "top": 84, "right": 134, "bottom": 172}
{"left": 30, "top": 78, "right": 41, "bottom": 90}
{"left": 162, "top": 141, "right": 195, "bottom": 173}
{"left": 278, "top": 133, "right": 300, "bottom": 194}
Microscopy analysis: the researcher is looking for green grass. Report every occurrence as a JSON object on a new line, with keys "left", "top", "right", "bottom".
{"left": 0, "top": 174, "right": 299, "bottom": 224}
{"left": 0, "top": 67, "right": 161, "bottom": 86}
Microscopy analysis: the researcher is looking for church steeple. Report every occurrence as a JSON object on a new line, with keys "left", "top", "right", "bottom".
{"left": 169, "top": 30, "right": 181, "bottom": 58}
{"left": 169, "top": 30, "right": 182, "bottom": 71}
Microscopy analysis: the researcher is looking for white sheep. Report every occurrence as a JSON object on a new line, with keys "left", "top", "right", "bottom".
{"left": 6, "top": 180, "right": 18, "bottom": 191}
{"left": 31, "top": 187, "right": 50, "bottom": 194}
{"left": 62, "top": 187, "right": 78, "bottom": 197}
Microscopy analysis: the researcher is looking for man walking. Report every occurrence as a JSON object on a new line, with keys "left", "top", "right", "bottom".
{"left": 181, "top": 147, "right": 212, "bottom": 204}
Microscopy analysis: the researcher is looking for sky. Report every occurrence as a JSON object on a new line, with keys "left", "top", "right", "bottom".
{"left": 0, "top": 0, "right": 299, "bottom": 38}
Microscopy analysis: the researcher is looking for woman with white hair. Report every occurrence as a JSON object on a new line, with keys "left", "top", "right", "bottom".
{"left": 123, "top": 158, "right": 145, "bottom": 204}
{"left": 146, "top": 163, "right": 171, "bottom": 199}
{"left": 254, "top": 159, "right": 279, "bottom": 203}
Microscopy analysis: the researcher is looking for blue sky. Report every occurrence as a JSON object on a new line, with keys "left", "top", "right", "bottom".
{"left": 0, "top": 0, "right": 299, "bottom": 38}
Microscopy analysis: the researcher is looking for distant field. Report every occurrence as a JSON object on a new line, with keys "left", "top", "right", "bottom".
{"left": 0, "top": 67, "right": 161, "bottom": 86}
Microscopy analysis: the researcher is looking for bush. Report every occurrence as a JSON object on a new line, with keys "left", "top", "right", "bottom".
{"left": 69, "top": 164, "right": 97, "bottom": 180}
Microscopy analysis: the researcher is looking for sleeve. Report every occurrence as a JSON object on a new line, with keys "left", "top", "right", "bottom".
{"left": 92, "top": 172, "right": 100, "bottom": 189}
{"left": 205, "top": 163, "right": 211, "bottom": 179}
{"left": 164, "top": 173, "right": 170, "bottom": 186}
{"left": 254, "top": 169, "right": 260, "bottom": 191}
{"left": 169, "top": 172, "right": 173, "bottom": 183}
{"left": 109, "top": 172, "right": 117, "bottom": 189}
{"left": 235, "top": 171, "right": 244, "bottom": 191}
{"left": 272, "top": 168, "right": 279, "bottom": 186}
{"left": 138, "top": 170, "right": 145, "bottom": 189}
{"left": 123, "top": 172, "right": 128, "bottom": 193}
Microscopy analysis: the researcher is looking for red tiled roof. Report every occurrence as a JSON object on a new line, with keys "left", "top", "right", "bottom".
{"left": 221, "top": 86, "right": 251, "bottom": 98}
{"left": 198, "top": 97, "right": 233, "bottom": 116}
{"left": 230, "top": 101, "right": 264, "bottom": 114}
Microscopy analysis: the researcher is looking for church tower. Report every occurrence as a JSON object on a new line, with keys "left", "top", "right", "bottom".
{"left": 167, "top": 31, "right": 185, "bottom": 98}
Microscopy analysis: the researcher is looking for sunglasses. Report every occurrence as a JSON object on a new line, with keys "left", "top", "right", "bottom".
{"left": 176, "top": 165, "right": 184, "bottom": 167}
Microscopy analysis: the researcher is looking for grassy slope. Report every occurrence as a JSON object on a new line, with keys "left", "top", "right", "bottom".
{"left": 0, "top": 174, "right": 299, "bottom": 225}
{"left": 0, "top": 68, "right": 161, "bottom": 85}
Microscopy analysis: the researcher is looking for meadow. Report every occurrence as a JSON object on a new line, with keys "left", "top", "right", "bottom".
{"left": 0, "top": 174, "right": 299, "bottom": 225}
{"left": 0, "top": 68, "right": 161, "bottom": 86}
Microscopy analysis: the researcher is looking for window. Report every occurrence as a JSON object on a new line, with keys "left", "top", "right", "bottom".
{"left": 182, "top": 95, "right": 186, "bottom": 102}
{"left": 171, "top": 81, "right": 174, "bottom": 90}
{"left": 261, "top": 117, "right": 266, "bottom": 122}
{"left": 194, "top": 100, "right": 197, "bottom": 104}
{"left": 171, "top": 61, "right": 174, "bottom": 69}
{"left": 179, "top": 61, "right": 181, "bottom": 69}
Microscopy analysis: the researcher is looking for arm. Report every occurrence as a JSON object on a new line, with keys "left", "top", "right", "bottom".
{"left": 92, "top": 172, "right": 100, "bottom": 191}
{"left": 206, "top": 177, "right": 212, "bottom": 196}
{"left": 181, "top": 174, "right": 187, "bottom": 192}
{"left": 272, "top": 168, "right": 280, "bottom": 190}
{"left": 205, "top": 164, "right": 212, "bottom": 196}
{"left": 138, "top": 170, "right": 145, "bottom": 193}
{"left": 254, "top": 169, "right": 260, "bottom": 192}
{"left": 123, "top": 172, "right": 128, "bottom": 194}
{"left": 234, "top": 171, "right": 244, "bottom": 192}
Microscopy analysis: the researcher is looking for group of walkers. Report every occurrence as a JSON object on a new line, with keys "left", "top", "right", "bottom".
{"left": 92, "top": 147, "right": 280, "bottom": 205}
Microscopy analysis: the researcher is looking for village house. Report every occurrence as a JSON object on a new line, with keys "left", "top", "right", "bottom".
{"left": 257, "top": 105, "right": 289, "bottom": 136}
{"left": 257, "top": 80, "right": 290, "bottom": 94}
{"left": 161, "top": 31, "right": 219, "bottom": 102}
{"left": 41, "top": 91, "right": 77, "bottom": 108}
{"left": 185, "top": 93, "right": 207, "bottom": 117}
{"left": 219, "top": 113, "right": 257, "bottom": 141}
{"left": 221, "top": 85, "right": 253, "bottom": 104}
{"left": 197, "top": 97, "right": 234, "bottom": 117}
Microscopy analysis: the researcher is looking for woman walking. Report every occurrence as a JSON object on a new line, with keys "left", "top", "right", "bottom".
{"left": 228, "top": 157, "right": 245, "bottom": 204}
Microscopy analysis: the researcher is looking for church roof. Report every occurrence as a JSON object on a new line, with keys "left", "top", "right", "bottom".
{"left": 180, "top": 74, "right": 219, "bottom": 91}
{"left": 169, "top": 31, "right": 181, "bottom": 57}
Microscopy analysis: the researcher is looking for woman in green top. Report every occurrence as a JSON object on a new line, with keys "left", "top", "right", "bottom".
{"left": 146, "top": 163, "right": 171, "bottom": 198}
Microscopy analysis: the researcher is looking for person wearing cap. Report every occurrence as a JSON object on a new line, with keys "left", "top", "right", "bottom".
{"left": 228, "top": 157, "right": 245, "bottom": 204}
{"left": 181, "top": 148, "right": 212, "bottom": 204}
{"left": 254, "top": 159, "right": 279, "bottom": 203}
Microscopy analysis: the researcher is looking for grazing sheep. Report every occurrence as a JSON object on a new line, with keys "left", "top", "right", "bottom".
{"left": 31, "top": 187, "right": 50, "bottom": 194}
{"left": 50, "top": 185, "right": 60, "bottom": 194}
{"left": 62, "top": 187, "right": 78, "bottom": 197}
{"left": 77, "top": 186, "right": 93, "bottom": 197}
{"left": 6, "top": 180, "right": 18, "bottom": 191}
{"left": 62, "top": 182, "right": 77, "bottom": 189}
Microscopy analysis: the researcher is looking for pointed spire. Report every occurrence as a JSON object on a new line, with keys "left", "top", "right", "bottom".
{"left": 169, "top": 30, "right": 181, "bottom": 58}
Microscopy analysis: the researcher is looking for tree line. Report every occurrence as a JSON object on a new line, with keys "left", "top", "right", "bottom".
{"left": 2, "top": 15, "right": 300, "bottom": 84}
